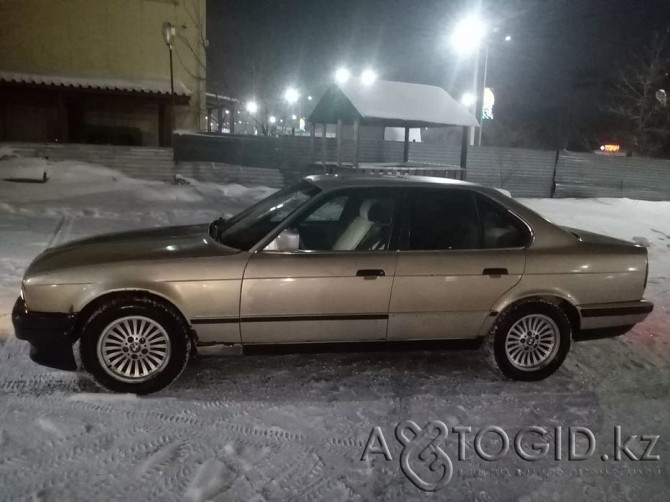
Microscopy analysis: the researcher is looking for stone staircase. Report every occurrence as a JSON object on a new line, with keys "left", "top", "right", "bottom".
{"left": 1, "top": 142, "right": 284, "bottom": 188}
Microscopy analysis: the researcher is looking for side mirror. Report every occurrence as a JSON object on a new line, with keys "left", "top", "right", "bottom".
{"left": 265, "top": 228, "right": 300, "bottom": 252}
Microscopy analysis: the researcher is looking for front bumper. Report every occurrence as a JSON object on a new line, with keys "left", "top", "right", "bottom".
{"left": 575, "top": 300, "right": 653, "bottom": 341}
{"left": 12, "top": 297, "right": 78, "bottom": 371}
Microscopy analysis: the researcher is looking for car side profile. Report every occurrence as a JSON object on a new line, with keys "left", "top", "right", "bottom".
{"left": 13, "top": 175, "right": 653, "bottom": 393}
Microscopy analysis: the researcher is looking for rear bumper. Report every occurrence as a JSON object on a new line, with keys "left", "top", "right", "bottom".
{"left": 575, "top": 300, "right": 653, "bottom": 341}
{"left": 11, "top": 297, "right": 78, "bottom": 371}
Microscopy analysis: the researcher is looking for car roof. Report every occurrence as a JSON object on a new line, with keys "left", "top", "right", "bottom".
{"left": 304, "top": 173, "right": 476, "bottom": 190}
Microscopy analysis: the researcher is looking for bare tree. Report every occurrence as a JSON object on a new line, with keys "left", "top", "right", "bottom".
{"left": 172, "top": 0, "right": 207, "bottom": 130}
{"left": 608, "top": 31, "right": 670, "bottom": 156}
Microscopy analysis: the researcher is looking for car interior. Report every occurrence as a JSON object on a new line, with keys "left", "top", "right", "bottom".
{"left": 267, "top": 188, "right": 529, "bottom": 253}
{"left": 296, "top": 196, "right": 396, "bottom": 251}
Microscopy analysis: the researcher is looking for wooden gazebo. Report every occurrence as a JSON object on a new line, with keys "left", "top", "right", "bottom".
{"left": 307, "top": 79, "right": 479, "bottom": 176}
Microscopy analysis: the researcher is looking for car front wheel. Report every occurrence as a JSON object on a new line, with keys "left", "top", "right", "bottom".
{"left": 487, "top": 299, "right": 571, "bottom": 381}
{"left": 80, "top": 296, "right": 191, "bottom": 394}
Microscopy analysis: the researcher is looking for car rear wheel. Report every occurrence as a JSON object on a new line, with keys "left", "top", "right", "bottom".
{"left": 80, "top": 296, "right": 191, "bottom": 394}
{"left": 487, "top": 299, "right": 571, "bottom": 381}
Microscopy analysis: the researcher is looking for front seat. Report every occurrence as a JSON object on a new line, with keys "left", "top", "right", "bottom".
{"left": 333, "top": 200, "right": 379, "bottom": 250}
{"left": 333, "top": 200, "right": 394, "bottom": 251}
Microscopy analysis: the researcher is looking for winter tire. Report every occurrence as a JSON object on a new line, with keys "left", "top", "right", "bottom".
{"left": 80, "top": 296, "right": 191, "bottom": 394}
{"left": 486, "top": 299, "right": 571, "bottom": 381}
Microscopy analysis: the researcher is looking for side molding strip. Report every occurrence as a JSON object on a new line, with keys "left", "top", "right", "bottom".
{"left": 191, "top": 313, "right": 388, "bottom": 324}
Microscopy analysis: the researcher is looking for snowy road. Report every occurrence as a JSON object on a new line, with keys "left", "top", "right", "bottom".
{"left": 0, "top": 158, "right": 668, "bottom": 500}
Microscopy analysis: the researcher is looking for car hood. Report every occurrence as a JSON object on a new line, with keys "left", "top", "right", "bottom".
{"left": 25, "top": 224, "right": 238, "bottom": 277}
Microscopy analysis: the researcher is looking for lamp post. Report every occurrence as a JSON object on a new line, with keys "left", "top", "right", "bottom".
{"left": 451, "top": 16, "right": 511, "bottom": 146}
{"left": 450, "top": 15, "right": 486, "bottom": 146}
{"left": 162, "top": 22, "right": 176, "bottom": 142}
{"left": 284, "top": 87, "right": 299, "bottom": 135}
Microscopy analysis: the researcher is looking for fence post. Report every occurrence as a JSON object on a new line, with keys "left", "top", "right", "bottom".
{"left": 403, "top": 126, "right": 410, "bottom": 163}
{"left": 336, "top": 119, "right": 343, "bottom": 168}
{"left": 550, "top": 149, "right": 560, "bottom": 198}
{"left": 352, "top": 119, "right": 360, "bottom": 168}
{"left": 321, "top": 123, "right": 327, "bottom": 166}
{"left": 309, "top": 122, "right": 315, "bottom": 162}
{"left": 460, "top": 126, "right": 468, "bottom": 181}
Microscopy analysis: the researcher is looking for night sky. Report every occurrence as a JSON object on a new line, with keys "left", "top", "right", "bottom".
{"left": 207, "top": 0, "right": 670, "bottom": 147}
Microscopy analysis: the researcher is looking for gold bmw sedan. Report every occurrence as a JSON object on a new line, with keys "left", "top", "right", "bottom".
{"left": 12, "top": 175, "right": 653, "bottom": 393}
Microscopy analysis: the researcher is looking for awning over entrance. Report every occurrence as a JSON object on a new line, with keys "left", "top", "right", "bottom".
{"left": 0, "top": 70, "right": 191, "bottom": 98}
{"left": 0, "top": 70, "right": 191, "bottom": 146}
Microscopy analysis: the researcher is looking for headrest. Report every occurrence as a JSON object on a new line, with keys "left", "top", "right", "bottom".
{"left": 360, "top": 199, "right": 393, "bottom": 224}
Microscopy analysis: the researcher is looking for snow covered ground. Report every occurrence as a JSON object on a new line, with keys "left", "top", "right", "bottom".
{"left": 0, "top": 156, "right": 668, "bottom": 500}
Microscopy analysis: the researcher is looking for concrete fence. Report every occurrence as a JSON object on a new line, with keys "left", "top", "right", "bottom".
{"left": 3, "top": 137, "right": 670, "bottom": 199}
{"left": 173, "top": 133, "right": 670, "bottom": 200}
{"left": 0, "top": 141, "right": 285, "bottom": 188}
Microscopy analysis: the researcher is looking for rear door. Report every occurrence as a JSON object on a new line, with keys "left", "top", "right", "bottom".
{"left": 388, "top": 188, "right": 528, "bottom": 340}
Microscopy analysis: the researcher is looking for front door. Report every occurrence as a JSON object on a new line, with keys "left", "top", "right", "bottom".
{"left": 240, "top": 187, "right": 400, "bottom": 343}
{"left": 388, "top": 188, "right": 529, "bottom": 340}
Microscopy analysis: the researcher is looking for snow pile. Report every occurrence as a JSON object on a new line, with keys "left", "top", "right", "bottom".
{"left": 0, "top": 145, "right": 15, "bottom": 159}
{"left": 0, "top": 156, "right": 47, "bottom": 181}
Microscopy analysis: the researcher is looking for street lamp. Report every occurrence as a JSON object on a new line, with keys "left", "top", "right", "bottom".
{"left": 162, "top": 22, "right": 176, "bottom": 143}
{"left": 460, "top": 93, "right": 476, "bottom": 107}
{"left": 361, "top": 69, "right": 377, "bottom": 86}
{"left": 269, "top": 116, "right": 277, "bottom": 124}
{"left": 335, "top": 68, "right": 351, "bottom": 84}
{"left": 451, "top": 14, "right": 513, "bottom": 147}
{"left": 284, "top": 87, "right": 299, "bottom": 104}
{"left": 450, "top": 15, "right": 486, "bottom": 55}
{"left": 450, "top": 15, "right": 487, "bottom": 147}
{"left": 245, "top": 101, "right": 258, "bottom": 114}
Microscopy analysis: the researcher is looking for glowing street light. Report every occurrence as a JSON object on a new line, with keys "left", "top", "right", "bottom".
{"left": 361, "top": 69, "right": 377, "bottom": 86}
{"left": 269, "top": 116, "right": 277, "bottom": 124}
{"left": 461, "top": 92, "right": 476, "bottom": 107}
{"left": 284, "top": 87, "right": 299, "bottom": 104}
{"left": 245, "top": 101, "right": 258, "bottom": 114}
{"left": 291, "top": 114, "right": 297, "bottom": 120}
{"left": 335, "top": 67, "right": 351, "bottom": 84}
{"left": 307, "top": 95, "right": 313, "bottom": 101}
{"left": 450, "top": 15, "right": 486, "bottom": 55}
{"left": 505, "top": 35, "right": 512, "bottom": 42}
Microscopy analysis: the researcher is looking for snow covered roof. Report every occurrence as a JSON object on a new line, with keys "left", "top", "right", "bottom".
{"left": 0, "top": 70, "right": 191, "bottom": 97}
{"left": 205, "top": 92, "right": 239, "bottom": 102}
{"left": 309, "top": 79, "right": 479, "bottom": 128}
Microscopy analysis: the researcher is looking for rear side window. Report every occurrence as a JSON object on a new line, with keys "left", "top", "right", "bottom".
{"left": 406, "top": 189, "right": 480, "bottom": 250}
{"left": 476, "top": 195, "right": 530, "bottom": 248}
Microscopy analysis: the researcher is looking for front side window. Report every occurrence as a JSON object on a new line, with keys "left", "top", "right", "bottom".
{"left": 277, "top": 188, "right": 398, "bottom": 252}
{"left": 212, "top": 181, "right": 320, "bottom": 250}
{"left": 406, "top": 189, "right": 480, "bottom": 250}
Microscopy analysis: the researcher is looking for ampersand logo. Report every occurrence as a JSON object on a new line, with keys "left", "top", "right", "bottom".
{"left": 395, "top": 420, "right": 453, "bottom": 492}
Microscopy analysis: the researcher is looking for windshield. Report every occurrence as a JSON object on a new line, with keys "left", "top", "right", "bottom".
{"left": 210, "top": 181, "right": 320, "bottom": 250}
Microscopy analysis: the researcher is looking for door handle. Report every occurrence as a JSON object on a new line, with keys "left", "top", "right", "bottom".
{"left": 482, "top": 268, "right": 508, "bottom": 276}
{"left": 357, "top": 269, "right": 386, "bottom": 277}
